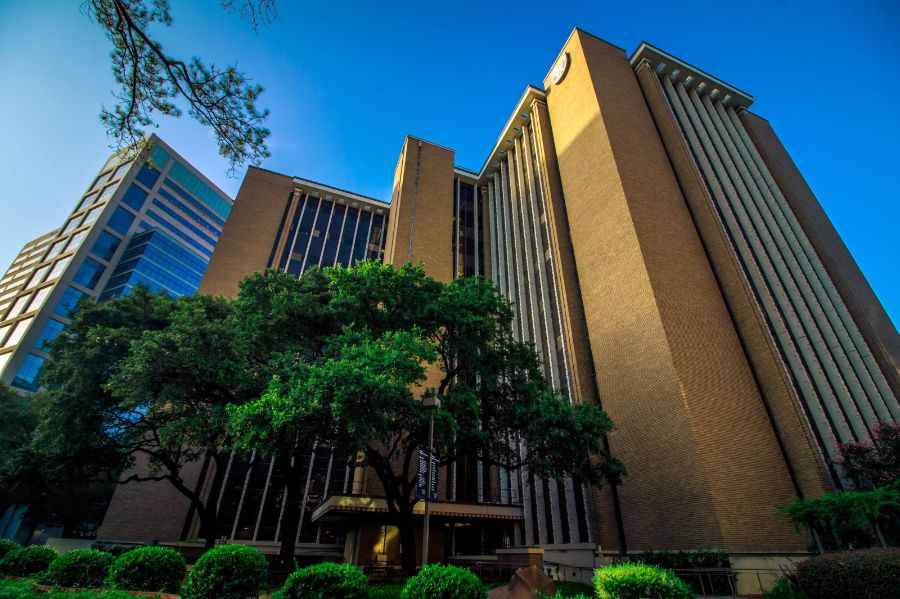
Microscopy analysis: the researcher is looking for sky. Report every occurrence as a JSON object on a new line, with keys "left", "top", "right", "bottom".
{"left": 0, "top": 0, "right": 897, "bottom": 322}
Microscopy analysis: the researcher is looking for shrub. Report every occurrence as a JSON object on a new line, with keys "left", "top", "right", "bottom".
{"left": 764, "top": 578, "right": 807, "bottom": 599}
{"left": 105, "top": 546, "right": 186, "bottom": 594}
{"left": 183, "top": 544, "right": 269, "bottom": 599}
{"left": 0, "top": 539, "right": 21, "bottom": 561}
{"left": 594, "top": 563, "right": 694, "bottom": 599}
{"left": 274, "top": 561, "right": 368, "bottom": 599}
{"left": 794, "top": 548, "right": 900, "bottom": 599}
{"left": 0, "top": 545, "right": 58, "bottom": 577}
{"left": 400, "top": 564, "right": 486, "bottom": 599}
{"left": 42, "top": 549, "right": 114, "bottom": 588}
{"left": 619, "top": 549, "right": 732, "bottom": 595}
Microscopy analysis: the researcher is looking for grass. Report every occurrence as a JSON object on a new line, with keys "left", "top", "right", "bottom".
{"left": 2, "top": 574, "right": 594, "bottom": 598}
{"left": 368, "top": 582, "right": 406, "bottom": 599}
{"left": 0, "top": 578, "right": 151, "bottom": 598}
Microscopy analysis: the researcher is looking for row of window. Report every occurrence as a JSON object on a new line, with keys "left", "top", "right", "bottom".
{"left": 144, "top": 209, "right": 213, "bottom": 258}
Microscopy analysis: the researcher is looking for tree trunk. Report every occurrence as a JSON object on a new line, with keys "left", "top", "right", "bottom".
{"left": 197, "top": 505, "right": 217, "bottom": 550}
{"left": 278, "top": 453, "right": 306, "bottom": 569}
{"left": 397, "top": 512, "right": 418, "bottom": 574}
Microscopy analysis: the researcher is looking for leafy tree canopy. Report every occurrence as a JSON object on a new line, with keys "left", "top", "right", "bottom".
{"left": 229, "top": 262, "right": 625, "bottom": 571}
{"left": 84, "top": 0, "right": 274, "bottom": 174}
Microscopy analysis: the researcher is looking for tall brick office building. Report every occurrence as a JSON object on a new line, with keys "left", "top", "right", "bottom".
{"left": 99, "top": 30, "right": 899, "bottom": 575}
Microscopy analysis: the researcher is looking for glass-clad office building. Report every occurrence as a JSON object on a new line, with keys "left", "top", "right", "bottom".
{"left": 0, "top": 135, "right": 232, "bottom": 394}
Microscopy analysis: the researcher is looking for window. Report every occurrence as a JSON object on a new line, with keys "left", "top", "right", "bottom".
{"left": 91, "top": 171, "right": 112, "bottom": 191}
{"left": 0, "top": 352, "right": 11, "bottom": 373}
{"left": 76, "top": 193, "right": 97, "bottom": 213}
{"left": 25, "top": 265, "right": 50, "bottom": 290}
{"left": 111, "top": 162, "right": 131, "bottom": 181}
{"left": 135, "top": 164, "right": 161, "bottom": 189}
{"left": 27, "top": 286, "right": 53, "bottom": 312}
{"left": 6, "top": 294, "right": 31, "bottom": 319}
{"left": 83, "top": 205, "right": 104, "bottom": 225}
{"left": 62, "top": 215, "right": 83, "bottom": 235}
{"left": 47, "top": 256, "right": 71, "bottom": 280}
{"left": 55, "top": 287, "right": 86, "bottom": 318}
{"left": 34, "top": 319, "right": 65, "bottom": 351}
{"left": 0, "top": 324, "right": 10, "bottom": 345}
{"left": 45, "top": 240, "right": 66, "bottom": 261}
{"left": 12, "top": 353, "right": 45, "bottom": 391}
{"left": 73, "top": 258, "right": 105, "bottom": 290}
{"left": 64, "top": 230, "right": 87, "bottom": 253}
{"left": 122, "top": 184, "right": 149, "bottom": 211}
{"left": 107, "top": 207, "right": 135, "bottom": 235}
{"left": 4, "top": 317, "right": 33, "bottom": 348}
{"left": 91, "top": 231, "right": 121, "bottom": 261}
{"left": 98, "top": 184, "right": 116, "bottom": 203}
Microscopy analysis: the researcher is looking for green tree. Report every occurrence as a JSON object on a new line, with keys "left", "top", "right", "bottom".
{"left": 84, "top": 0, "right": 274, "bottom": 174}
{"left": 229, "top": 262, "right": 625, "bottom": 572}
{"left": 781, "top": 423, "right": 900, "bottom": 550}
{"left": 0, "top": 288, "right": 175, "bottom": 537}
{"left": 102, "top": 292, "right": 241, "bottom": 547}
{"left": 0, "top": 382, "right": 41, "bottom": 517}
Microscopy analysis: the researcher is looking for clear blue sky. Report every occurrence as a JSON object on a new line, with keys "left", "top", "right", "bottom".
{"left": 1, "top": 0, "right": 897, "bottom": 322}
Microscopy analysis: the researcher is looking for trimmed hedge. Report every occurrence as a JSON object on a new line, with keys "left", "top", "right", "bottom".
{"left": 275, "top": 561, "right": 368, "bottom": 599}
{"left": 183, "top": 544, "right": 268, "bottom": 599}
{"left": 794, "top": 548, "right": 900, "bottom": 599}
{"left": 0, "top": 539, "right": 21, "bottom": 561}
{"left": 400, "top": 564, "right": 487, "bottom": 599}
{"left": 620, "top": 549, "right": 732, "bottom": 595}
{"left": 42, "top": 549, "right": 114, "bottom": 588}
{"left": 105, "top": 546, "right": 186, "bottom": 594}
{"left": 0, "top": 545, "right": 58, "bottom": 577}
{"left": 594, "top": 563, "right": 695, "bottom": 599}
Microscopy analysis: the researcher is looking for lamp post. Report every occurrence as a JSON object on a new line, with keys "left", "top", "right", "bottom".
{"left": 421, "top": 396, "right": 440, "bottom": 567}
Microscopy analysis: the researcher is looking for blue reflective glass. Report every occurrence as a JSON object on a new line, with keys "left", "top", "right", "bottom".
{"left": 34, "top": 319, "right": 65, "bottom": 351}
{"left": 144, "top": 210, "right": 213, "bottom": 257}
{"left": 150, "top": 200, "right": 218, "bottom": 246}
{"left": 122, "top": 184, "right": 149, "bottom": 211}
{"left": 107, "top": 207, "right": 135, "bottom": 235}
{"left": 135, "top": 164, "right": 160, "bottom": 189}
{"left": 54, "top": 287, "right": 86, "bottom": 317}
{"left": 91, "top": 230, "right": 122, "bottom": 261}
{"left": 12, "top": 354, "right": 46, "bottom": 391}
{"left": 73, "top": 258, "right": 105, "bottom": 290}
{"left": 160, "top": 184, "right": 225, "bottom": 228}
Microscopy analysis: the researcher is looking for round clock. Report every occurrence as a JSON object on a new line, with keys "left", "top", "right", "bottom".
{"left": 550, "top": 52, "right": 570, "bottom": 85}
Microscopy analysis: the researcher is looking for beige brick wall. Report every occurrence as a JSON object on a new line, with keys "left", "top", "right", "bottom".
{"left": 97, "top": 454, "right": 206, "bottom": 543}
{"left": 542, "top": 29, "right": 810, "bottom": 552}
{"left": 384, "top": 136, "right": 455, "bottom": 283}
{"left": 200, "top": 167, "right": 295, "bottom": 298}
{"left": 634, "top": 63, "right": 830, "bottom": 503}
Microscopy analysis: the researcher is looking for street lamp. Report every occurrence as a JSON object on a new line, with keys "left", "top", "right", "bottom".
{"left": 421, "top": 396, "right": 441, "bottom": 567}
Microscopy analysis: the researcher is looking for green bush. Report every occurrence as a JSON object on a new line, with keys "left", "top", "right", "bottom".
{"left": 0, "top": 539, "right": 21, "bottom": 561}
{"left": 274, "top": 561, "right": 368, "bottom": 599}
{"left": 763, "top": 578, "right": 807, "bottom": 599}
{"left": 42, "top": 549, "right": 114, "bottom": 588}
{"left": 105, "top": 546, "right": 186, "bottom": 594}
{"left": 400, "top": 564, "right": 486, "bottom": 599}
{"left": 794, "top": 548, "right": 900, "bottom": 599}
{"left": 183, "top": 544, "right": 269, "bottom": 599}
{"left": 619, "top": 549, "right": 732, "bottom": 595}
{"left": 0, "top": 545, "right": 58, "bottom": 577}
{"left": 594, "top": 563, "right": 695, "bottom": 599}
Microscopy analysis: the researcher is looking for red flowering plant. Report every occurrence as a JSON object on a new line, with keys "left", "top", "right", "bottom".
{"left": 836, "top": 422, "right": 900, "bottom": 491}
{"left": 780, "top": 423, "right": 900, "bottom": 550}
